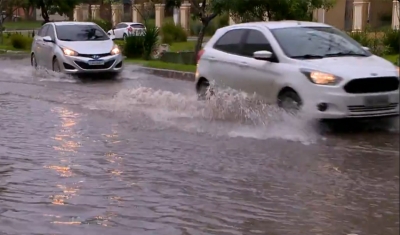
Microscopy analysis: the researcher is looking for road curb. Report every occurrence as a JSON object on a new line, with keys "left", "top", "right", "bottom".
{"left": 137, "top": 67, "right": 195, "bottom": 82}
{"left": 0, "top": 52, "right": 30, "bottom": 59}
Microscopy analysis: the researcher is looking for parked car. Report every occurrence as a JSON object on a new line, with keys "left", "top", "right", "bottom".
{"left": 107, "top": 22, "right": 146, "bottom": 40}
{"left": 195, "top": 21, "right": 400, "bottom": 120}
{"left": 30, "top": 21, "right": 123, "bottom": 77}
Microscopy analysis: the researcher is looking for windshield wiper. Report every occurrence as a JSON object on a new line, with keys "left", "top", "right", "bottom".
{"left": 290, "top": 54, "right": 324, "bottom": 59}
{"left": 325, "top": 52, "right": 367, "bottom": 57}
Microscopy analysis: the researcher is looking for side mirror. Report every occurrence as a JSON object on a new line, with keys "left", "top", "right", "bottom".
{"left": 109, "top": 34, "right": 116, "bottom": 40}
{"left": 43, "top": 36, "right": 54, "bottom": 43}
{"left": 362, "top": 46, "right": 370, "bottom": 51}
{"left": 253, "top": 50, "right": 272, "bottom": 60}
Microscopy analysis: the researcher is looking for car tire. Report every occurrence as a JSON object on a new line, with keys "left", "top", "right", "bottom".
{"left": 197, "top": 79, "right": 213, "bottom": 100}
{"left": 277, "top": 90, "right": 302, "bottom": 113}
{"left": 52, "top": 58, "right": 61, "bottom": 72}
{"left": 123, "top": 33, "right": 128, "bottom": 41}
{"left": 31, "top": 54, "right": 37, "bottom": 68}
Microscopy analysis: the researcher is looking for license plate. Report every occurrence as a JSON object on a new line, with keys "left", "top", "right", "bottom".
{"left": 88, "top": 60, "right": 104, "bottom": 66}
{"left": 364, "top": 95, "right": 389, "bottom": 107}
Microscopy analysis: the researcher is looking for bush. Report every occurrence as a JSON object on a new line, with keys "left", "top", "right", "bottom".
{"left": 382, "top": 28, "right": 400, "bottom": 54}
{"left": 142, "top": 25, "right": 159, "bottom": 60}
{"left": 348, "top": 30, "right": 371, "bottom": 47}
{"left": 124, "top": 35, "right": 145, "bottom": 58}
{"left": 91, "top": 19, "right": 112, "bottom": 32}
{"left": 160, "top": 21, "right": 187, "bottom": 44}
{"left": 10, "top": 34, "right": 32, "bottom": 50}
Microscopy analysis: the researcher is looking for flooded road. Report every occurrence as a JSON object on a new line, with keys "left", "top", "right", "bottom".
{"left": 0, "top": 57, "right": 398, "bottom": 235}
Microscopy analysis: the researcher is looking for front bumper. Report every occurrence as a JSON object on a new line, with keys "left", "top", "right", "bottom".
{"left": 302, "top": 86, "right": 399, "bottom": 120}
{"left": 58, "top": 54, "right": 123, "bottom": 74}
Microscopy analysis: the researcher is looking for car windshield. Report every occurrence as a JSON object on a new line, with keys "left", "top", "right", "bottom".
{"left": 56, "top": 24, "right": 109, "bottom": 41}
{"left": 270, "top": 26, "right": 371, "bottom": 59}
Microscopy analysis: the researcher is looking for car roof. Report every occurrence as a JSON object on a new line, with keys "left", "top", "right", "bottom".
{"left": 50, "top": 21, "right": 97, "bottom": 26}
{"left": 224, "top": 20, "right": 331, "bottom": 30}
{"left": 118, "top": 22, "right": 144, "bottom": 25}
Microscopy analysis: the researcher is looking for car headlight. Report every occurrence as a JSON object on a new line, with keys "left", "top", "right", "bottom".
{"left": 62, "top": 48, "right": 78, "bottom": 56}
{"left": 300, "top": 69, "right": 342, "bottom": 85}
{"left": 111, "top": 45, "right": 120, "bottom": 55}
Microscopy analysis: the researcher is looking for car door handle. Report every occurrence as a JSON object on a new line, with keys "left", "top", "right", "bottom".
{"left": 208, "top": 56, "right": 216, "bottom": 61}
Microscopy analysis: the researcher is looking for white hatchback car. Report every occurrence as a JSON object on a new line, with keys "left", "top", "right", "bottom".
{"left": 31, "top": 21, "right": 123, "bottom": 76}
{"left": 195, "top": 21, "right": 400, "bottom": 120}
{"left": 107, "top": 22, "right": 146, "bottom": 40}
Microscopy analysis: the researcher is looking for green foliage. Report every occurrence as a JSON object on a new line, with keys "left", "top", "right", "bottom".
{"left": 91, "top": 19, "right": 112, "bottom": 32}
{"left": 382, "top": 28, "right": 400, "bottom": 54}
{"left": 348, "top": 30, "right": 371, "bottom": 47}
{"left": 142, "top": 26, "right": 160, "bottom": 60}
{"left": 160, "top": 21, "right": 187, "bottom": 44}
{"left": 124, "top": 35, "right": 145, "bottom": 59}
{"left": 9, "top": 34, "right": 32, "bottom": 49}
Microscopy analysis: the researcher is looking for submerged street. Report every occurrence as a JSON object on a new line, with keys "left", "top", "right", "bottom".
{"left": 0, "top": 57, "right": 398, "bottom": 235}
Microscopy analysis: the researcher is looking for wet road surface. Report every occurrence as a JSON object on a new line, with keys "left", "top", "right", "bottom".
{"left": 0, "top": 57, "right": 398, "bottom": 235}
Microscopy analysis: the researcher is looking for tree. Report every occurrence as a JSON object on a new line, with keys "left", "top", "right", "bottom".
{"left": 165, "top": 0, "right": 225, "bottom": 61}
{"left": 31, "top": 0, "right": 80, "bottom": 22}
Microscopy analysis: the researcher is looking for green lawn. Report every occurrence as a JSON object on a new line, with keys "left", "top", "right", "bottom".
{"left": 3, "top": 21, "right": 42, "bottom": 30}
{"left": 383, "top": 54, "right": 399, "bottom": 65}
{"left": 125, "top": 59, "right": 196, "bottom": 72}
{"left": 169, "top": 41, "right": 196, "bottom": 52}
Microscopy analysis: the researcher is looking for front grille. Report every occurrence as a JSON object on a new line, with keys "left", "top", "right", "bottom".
{"left": 78, "top": 53, "right": 111, "bottom": 58}
{"left": 348, "top": 103, "right": 398, "bottom": 113}
{"left": 344, "top": 77, "right": 399, "bottom": 93}
{"left": 74, "top": 60, "right": 115, "bottom": 69}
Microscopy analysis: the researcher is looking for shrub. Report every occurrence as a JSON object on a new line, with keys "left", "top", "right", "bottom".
{"left": 124, "top": 35, "right": 145, "bottom": 58}
{"left": 142, "top": 25, "right": 159, "bottom": 60}
{"left": 160, "top": 21, "right": 187, "bottom": 43}
{"left": 348, "top": 30, "right": 371, "bottom": 47}
{"left": 91, "top": 19, "right": 112, "bottom": 32}
{"left": 382, "top": 28, "right": 400, "bottom": 54}
{"left": 10, "top": 34, "right": 32, "bottom": 50}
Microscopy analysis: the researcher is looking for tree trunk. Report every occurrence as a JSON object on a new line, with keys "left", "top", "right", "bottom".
{"left": 194, "top": 21, "right": 208, "bottom": 63}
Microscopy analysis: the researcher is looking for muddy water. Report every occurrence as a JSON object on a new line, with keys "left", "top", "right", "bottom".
{"left": 0, "top": 58, "right": 398, "bottom": 235}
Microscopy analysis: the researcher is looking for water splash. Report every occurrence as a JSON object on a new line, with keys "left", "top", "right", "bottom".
{"left": 89, "top": 86, "right": 319, "bottom": 143}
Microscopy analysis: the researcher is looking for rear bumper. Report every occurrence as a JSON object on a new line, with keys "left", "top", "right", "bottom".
{"left": 58, "top": 54, "right": 123, "bottom": 74}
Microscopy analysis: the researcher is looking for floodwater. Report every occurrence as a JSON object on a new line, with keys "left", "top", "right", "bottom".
{"left": 0, "top": 57, "right": 398, "bottom": 235}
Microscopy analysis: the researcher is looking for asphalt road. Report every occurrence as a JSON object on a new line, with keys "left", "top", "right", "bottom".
{"left": 0, "top": 57, "right": 398, "bottom": 235}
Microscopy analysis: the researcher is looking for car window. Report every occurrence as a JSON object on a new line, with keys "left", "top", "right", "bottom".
{"left": 116, "top": 23, "right": 127, "bottom": 29}
{"left": 270, "top": 26, "right": 371, "bottom": 58}
{"left": 46, "top": 25, "right": 56, "bottom": 41}
{"left": 38, "top": 25, "right": 49, "bottom": 37}
{"left": 213, "top": 29, "right": 246, "bottom": 55}
{"left": 131, "top": 24, "right": 145, "bottom": 28}
{"left": 55, "top": 24, "right": 109, "bottom": 41}
{"left": 241, "top": 30, "right": 274, "bottom": 57}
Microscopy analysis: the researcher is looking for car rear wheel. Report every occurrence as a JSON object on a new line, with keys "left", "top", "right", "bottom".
{"left": 31, "top": 54, "right": 37, "bottom": 68}
{"left": 52, "top": 58, "right": 61, "bottom": 72}
{"left": 197, "top": 79, "right": 213, "bottom": 100}
{"left": 277, "top": 90, "right": 302, "bottom": 113}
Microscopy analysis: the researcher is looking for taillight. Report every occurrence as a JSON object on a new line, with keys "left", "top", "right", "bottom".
{"left": 128, "top": 27, "right": 133, "bottom": 32}
{"left": 197, "top": 49, "right": 204, "bottom": 63}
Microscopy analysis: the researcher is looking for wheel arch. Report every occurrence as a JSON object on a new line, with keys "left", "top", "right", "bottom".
{"left": 195, "top": 77, "right": 209, "bottom": 92}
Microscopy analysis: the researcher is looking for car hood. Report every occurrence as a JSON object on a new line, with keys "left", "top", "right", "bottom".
{"left": 296, "top": 55, "right": 398, "bottom": 78}
{"left": 58, "top": 40, "right": 114, "bottom": 54}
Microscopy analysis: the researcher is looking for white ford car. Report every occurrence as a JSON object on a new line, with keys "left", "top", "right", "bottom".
{"left": 195, "top": 21, "right": 400, "bottom": 120}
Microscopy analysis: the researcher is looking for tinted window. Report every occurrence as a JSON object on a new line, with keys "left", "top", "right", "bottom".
{"left": 271, "top": 26, "right": 371, "bottom": 58}
{"left": 46, "top": 25, "right": 56, "bottom": 40}
{"left": 131, "top": 24, "right": 145, "bottom": 28}
{"left": 241, "top": 30, "right": 273, "bottom": 57}
{"left": 116, "top": 23, "right": 127, "bottom": 28}
{"left": 213, "top": 29, "right": 245, "bottom": 54}
{"left": 55, "top": 25, "right": 109, "bottom": 41}
{"left": 38, "top": 25, "right": 49, "bottom": 37}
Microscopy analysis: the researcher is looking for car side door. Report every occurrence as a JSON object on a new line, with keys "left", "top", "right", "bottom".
{"left": 208, "top": 29, "right": 247, "bottom": 90}
{"left": 41, "top": 24, "right": 57, "bottom": 69}
{"left": 114, "top": 23, "right": 127, "bottom": 38}
{"left": 33, "top": 24, "right": 49, "bottom": 67}
{"left": 238, "top": 28, "right": 283, "bottom": 102}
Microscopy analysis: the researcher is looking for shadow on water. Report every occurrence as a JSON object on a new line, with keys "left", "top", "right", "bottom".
{"left": 74, "top": 73, "right": 122, "bottom": 84}
{"left": 318, "top": 117, "right": 398, "bottom": 134}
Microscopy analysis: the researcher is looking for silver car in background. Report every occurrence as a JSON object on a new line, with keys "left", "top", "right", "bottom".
{"left": 30, "top": 21, "right": 123, "bottom": 76}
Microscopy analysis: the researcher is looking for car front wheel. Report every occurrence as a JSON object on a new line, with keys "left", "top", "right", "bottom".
{"left": 52, "top": 58, "right": 61, "bottom": 72}
{"left": 277, "top": 90, "right": 302, "bottom": 113}
{"left": 31, "top": 54, "right": 37, "bottom": 68}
